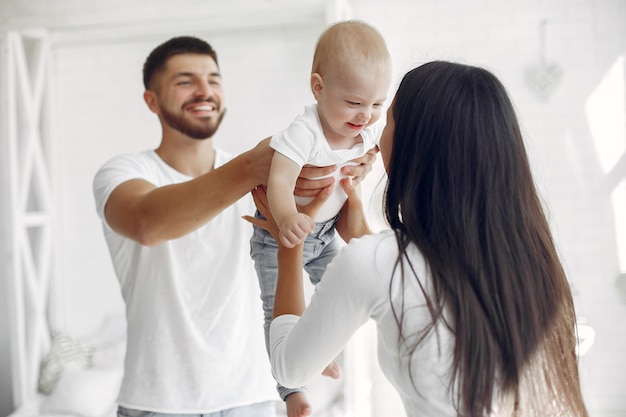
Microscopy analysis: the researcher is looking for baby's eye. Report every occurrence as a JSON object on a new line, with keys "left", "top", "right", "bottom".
{"left": 346, "top": 101, "right": 360, "bottom": 106}
{"left": 373, "top": 103, "right": 383, "bottom": 107}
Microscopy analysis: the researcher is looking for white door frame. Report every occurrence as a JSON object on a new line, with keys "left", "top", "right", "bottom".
{"left": 3, "top": 30, "right": 54, "bottom": 407}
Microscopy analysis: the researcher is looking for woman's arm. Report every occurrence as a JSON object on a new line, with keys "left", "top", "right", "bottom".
{"left": 270, "top": 234, "right": 383, "bottom": 388}
{"left": 244, "top": 183, "right": 380, "bottom": 388}
{"left": 245, "top": 178, "right": 372, "bottom": 317}
{"left": 245, "top": 184, "right": 331, "bottom": 316}
{"left": 335, "top": 177, "right": 373, "bottom": 242}
{"left": 273, "top": 245, "right": 306, "bottom": 317}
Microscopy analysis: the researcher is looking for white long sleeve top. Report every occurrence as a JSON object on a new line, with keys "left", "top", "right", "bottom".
{"left": 269, "top": 229, "right": 458, "bottom": 417}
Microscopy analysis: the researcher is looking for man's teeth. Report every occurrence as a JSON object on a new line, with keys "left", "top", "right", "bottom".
{"left": 191, "top": 105, "right": 214, "bottom": 111}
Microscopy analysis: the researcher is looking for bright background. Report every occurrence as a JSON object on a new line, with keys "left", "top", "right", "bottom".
{"left": 1, "top": 0, "right": 625, "bottom": 416}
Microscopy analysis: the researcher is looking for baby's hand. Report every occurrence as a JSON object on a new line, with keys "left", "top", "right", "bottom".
{"left": 279, "top": 213, "right": 314, "bottom": 248}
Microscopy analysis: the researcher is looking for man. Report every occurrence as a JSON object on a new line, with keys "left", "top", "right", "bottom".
{"left": 93, "top": 36, "right": 375, "bottom": 416}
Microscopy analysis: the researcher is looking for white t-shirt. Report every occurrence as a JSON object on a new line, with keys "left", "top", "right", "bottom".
{"left": 270, "top": 230, "right": 458, "bottom": 417}
{"left": 93, "top": 149, "right": 276, "bottom": 413}
{"left": 270, "top": 104, "right": 382, "bottom": 222}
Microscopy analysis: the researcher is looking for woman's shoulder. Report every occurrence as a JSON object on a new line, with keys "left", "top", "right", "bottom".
{"left": 342, "top": 229, "right": 428, "bottom": 285}
{"left": 343, "top": 229, "right": 397, "bottom": 256}
{"left": 337, "top": 230, "right": 401, "bottom": 281}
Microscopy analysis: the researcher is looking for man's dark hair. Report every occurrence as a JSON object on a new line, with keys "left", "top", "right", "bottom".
{"left": 142, "top": 36, "right": 218, "bottom": 90}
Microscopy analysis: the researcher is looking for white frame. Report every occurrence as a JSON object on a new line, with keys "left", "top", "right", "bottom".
{"left": 4, "top": 30, "right": 54, "bottom": 408}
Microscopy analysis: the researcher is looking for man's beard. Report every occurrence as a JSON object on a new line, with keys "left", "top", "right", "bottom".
{"left": 161, "top": 101, "right": 226, "bottom": 140}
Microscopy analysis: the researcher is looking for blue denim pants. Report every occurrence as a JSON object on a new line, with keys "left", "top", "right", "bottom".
{"left": 250, "top": 211, "right": 341, "bottom": 400}
{"left": 117, "top": 401, "right": 276, "bottom": 417}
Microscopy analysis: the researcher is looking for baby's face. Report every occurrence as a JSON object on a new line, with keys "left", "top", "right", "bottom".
{"left": 315, "top": 65, "right": 391, "bottom": 143}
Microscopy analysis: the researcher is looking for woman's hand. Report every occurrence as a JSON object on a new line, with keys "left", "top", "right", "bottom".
{"left": 243, "top": 186, "right": 280, "bottom": 239}
{"left": 335, "top": 177, "right": 373, "bottom": 243}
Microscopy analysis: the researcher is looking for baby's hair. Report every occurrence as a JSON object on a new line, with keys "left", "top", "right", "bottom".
{"left": 311, "top": 20, "right": 391, "bottom": 79}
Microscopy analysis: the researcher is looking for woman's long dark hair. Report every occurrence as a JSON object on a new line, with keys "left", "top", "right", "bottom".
{"left": 384, "top": 61, "right": 587, "bottom": 416}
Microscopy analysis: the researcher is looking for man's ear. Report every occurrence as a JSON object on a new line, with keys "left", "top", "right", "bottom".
{"left": 310, "top": 73, "right": 324, "bottom": 100}
{"left": 143, "top": 90, "right": 160, "bottom": 114}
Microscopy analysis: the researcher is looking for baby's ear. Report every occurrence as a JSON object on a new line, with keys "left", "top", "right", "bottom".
{"left": 310, "top": 73, "right": 324, "bottom": 100}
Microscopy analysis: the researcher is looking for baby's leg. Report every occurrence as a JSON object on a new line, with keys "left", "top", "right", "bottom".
{"left": 286, "top": 392, "right": 312, "bottom": 417}
{"left": 250, "top": 223, "right": 280, "bottom": 353}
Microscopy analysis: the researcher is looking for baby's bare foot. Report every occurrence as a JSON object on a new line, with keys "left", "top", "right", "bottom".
{"left": 286, "top": 392, "right": 312, "bottom": 417}
{"left": 321, "top": 360, "right": 341, "bottom": 379}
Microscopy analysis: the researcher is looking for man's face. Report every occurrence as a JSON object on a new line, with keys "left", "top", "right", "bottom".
{"left": 150, "top": 53, "right": 226, "bottom": 139}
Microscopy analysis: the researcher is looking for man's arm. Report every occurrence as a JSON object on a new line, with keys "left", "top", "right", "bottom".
{"left": 105, "top": 138, "right": 273, "bottom": 247}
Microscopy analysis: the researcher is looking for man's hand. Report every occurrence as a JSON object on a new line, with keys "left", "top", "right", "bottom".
{"left": 294, "top": 146, "right": 378, "bottom": 198}
{"left": 294, "top": 165, "right": 337, "bottom": 198}
{"left": 342, "top": 146, "right": 378, "bottom": 186}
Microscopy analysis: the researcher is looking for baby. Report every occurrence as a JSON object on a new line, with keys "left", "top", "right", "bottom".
{"left": 250, "top": 20, "right": 392, "bottom": 417}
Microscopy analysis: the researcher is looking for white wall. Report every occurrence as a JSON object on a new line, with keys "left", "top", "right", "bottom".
{"left": 1, "top": 0, "right": 625, "bottom": 416}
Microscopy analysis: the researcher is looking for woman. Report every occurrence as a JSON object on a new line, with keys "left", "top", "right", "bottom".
{"left": 247, "top": 61, "right": 588, "bottom": 416}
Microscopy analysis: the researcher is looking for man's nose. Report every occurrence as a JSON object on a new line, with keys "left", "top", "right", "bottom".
{"left": 195, "top": 80, "right": 214, "bottom": 98}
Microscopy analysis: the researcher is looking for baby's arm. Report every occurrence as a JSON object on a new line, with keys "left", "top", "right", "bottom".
{"left": 267, "top": 152, "right": 315, "bottom": 248}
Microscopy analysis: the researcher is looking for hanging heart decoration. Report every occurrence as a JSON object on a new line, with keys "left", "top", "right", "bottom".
{"left": 525, "top": 62, "right": 563, "bottom": 100}
{"left": 525, "top": 20, "right": 563, "bottom": 101}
